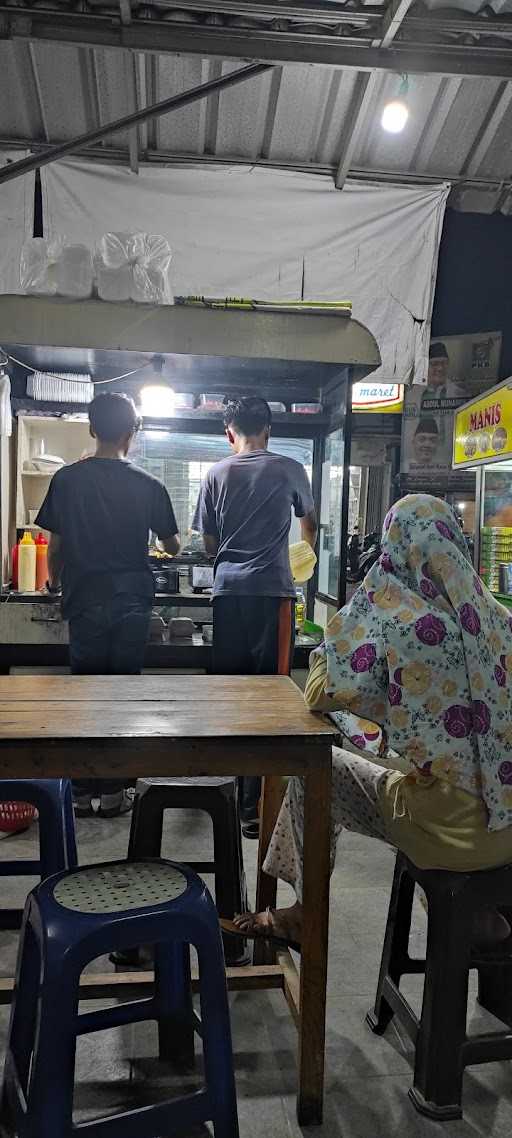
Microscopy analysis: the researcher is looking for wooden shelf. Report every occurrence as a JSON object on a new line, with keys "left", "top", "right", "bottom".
{"left": 16, "top": 414, "right": 91, "bottom": 530}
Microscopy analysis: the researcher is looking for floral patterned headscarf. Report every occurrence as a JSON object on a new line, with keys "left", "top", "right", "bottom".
{"left": 324, "top": 493, "right": 512, "bottom": 831}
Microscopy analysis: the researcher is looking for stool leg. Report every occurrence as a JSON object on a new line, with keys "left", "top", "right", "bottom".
{"left": 61, "top": 780, "right": 78, "bottom": 868}
{"left": 254, "top": 776, "right": 285, "bottom": 966}
{"left": 477, "top": 960, "right": 512, "bottom": 1028}
{"left": 210, "top": 795, "right": 248, "bottom": 966}
{"left": 128, "top": 791, "right": 164, "bottom": 859}
{"left": 25, "top": 959, "right": 78, "bottom": 1136}
{"left": 154, "top": 941, "right": 195, "bottom": 1071}
{"left": 477, "top": 903, "right": 512, "bottom": 1025}
{"left": 37, "top": 786, "right": 74, "bottom": 880}
{"left": 367, "top": 858, "right": 416, "bottom": 1034}
{"left": 4, "top": 918, "right": 40, "bottom": 1105}
{"left": 196, "top": 933, "right": 239, "bottom": 1138}
{"left": 410, "top": 889, "right": 470, "bottom": 1121}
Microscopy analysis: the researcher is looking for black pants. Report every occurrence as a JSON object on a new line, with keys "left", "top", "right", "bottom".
{"left": 69, "top": 594, "right": 152, "bottom": 797}
{"left": 213, "top": 596, "right": 295, "bottom": 820}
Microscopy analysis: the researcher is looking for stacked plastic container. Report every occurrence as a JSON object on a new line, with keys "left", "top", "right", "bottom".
{"left": 20, "top": 232, "right": 173, "bottom": 306}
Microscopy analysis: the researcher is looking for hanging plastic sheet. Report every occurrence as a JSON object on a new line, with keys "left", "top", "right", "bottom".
{"left": 0, "top": 151, "right": 35, "bottom": 295}
{"left": 42, "top": 162, "right": 449, "bottom": 384}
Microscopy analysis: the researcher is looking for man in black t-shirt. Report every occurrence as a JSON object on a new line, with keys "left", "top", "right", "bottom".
{"left": 36, "top": 393, "right": 179, "bottom": 817}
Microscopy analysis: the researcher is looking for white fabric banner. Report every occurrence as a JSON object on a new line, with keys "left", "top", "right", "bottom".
{"left": 42, "top": 162, "right": 449, "bottom": 383}
{"left": 0, "top": 151, "right": 34, "bottom": 295}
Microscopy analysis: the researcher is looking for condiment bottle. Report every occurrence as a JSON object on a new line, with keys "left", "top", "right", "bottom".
{"left": 295, "top": 588, "right": 306, "bottom": 632}
{"left": 18, "top": 531, "right": 36, "bottom": 592}
{"left": 11, "top": 543, "right": 18, "bottom": 590}
{"left": 35, "top": 532, "right": 49, "bottom": 590}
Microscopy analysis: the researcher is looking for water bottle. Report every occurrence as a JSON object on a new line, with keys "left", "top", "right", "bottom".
{"left": 295, "top": 588, "right": 306, "bottom": 632}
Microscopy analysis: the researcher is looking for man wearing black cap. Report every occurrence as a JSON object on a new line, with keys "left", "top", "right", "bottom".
{"left": 422, "top": 341, "right": 465, "bottom": 401}
{"left": 412, "top": 417, "right": 439, "bottom": 467}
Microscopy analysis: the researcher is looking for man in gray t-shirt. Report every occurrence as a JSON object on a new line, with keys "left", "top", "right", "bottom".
{"left": 193, "top": 396, "right": 317, "bottom": 833}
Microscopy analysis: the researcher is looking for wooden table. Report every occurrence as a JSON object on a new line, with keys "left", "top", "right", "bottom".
{"left": 0, "top": 674, "right": 335, "bottom": 1125}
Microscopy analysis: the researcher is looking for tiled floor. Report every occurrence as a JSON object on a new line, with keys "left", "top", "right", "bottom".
{"left": 0, "top": 806, "right": 511, "bottom": 1136}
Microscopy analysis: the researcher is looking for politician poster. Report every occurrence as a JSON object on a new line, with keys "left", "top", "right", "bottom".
{"left": 401, "top": 331, "right": 502, "bottom": 478}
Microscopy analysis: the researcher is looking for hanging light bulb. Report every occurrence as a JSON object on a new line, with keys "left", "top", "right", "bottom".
{"left": 140, "top": 385, "right": 175, "bottom": 417}
{"left": 381, "top": 76, "right": 409, "bottom": 134}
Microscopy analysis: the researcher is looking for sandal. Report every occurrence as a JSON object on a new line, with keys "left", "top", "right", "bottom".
{"left": 220, "top": 910, "right": 301, "bottom": 954}
{"left": 98, "top": 789, "right": 134, "bottom": 819}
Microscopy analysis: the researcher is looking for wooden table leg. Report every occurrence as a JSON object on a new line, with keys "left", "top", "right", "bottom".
{"left": 297, "top": 754, "right": 332, "bottom": 1125}
{"left": 253, "top": 775, "right": 286, "bottom": 966}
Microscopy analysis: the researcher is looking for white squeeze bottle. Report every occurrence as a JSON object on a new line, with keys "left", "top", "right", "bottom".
{"left": 18, "top": 531, "right": 36, "bottom": 591}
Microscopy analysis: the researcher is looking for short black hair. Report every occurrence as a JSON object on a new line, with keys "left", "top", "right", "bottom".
{"left": 89, "top": 393, "right": 139, "bottom": 443}
{"left": 415, "top": 417, "right": 439, "bottom": 437}
{"left": 223, "top": 396, "right": 272, "bottom": 437}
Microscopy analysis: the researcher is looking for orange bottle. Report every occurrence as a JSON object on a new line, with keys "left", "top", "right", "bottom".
{"left": 35, "top": 532, "right": 49, "bottom": 591}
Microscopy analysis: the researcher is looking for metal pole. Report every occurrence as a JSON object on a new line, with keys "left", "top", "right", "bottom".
{"left": 338, "top": 366, "right": 352, "bottom": 610}
{"left": 0, "top": 61, "right": 272, "bottom": 185}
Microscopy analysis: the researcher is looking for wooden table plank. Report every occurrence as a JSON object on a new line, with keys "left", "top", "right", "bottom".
{"left": 0, "top": 702, "right": 332, "bottom": 739}
{"left": 0, "top": 675, "right": 303, "bottom": 703}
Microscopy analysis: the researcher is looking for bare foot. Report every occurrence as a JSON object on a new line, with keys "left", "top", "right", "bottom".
{"left": 232, "top": 901, "right": 303, "bottom": 946}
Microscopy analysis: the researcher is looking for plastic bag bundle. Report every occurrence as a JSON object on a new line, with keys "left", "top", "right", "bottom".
{"left": 20, "top": 231, "right": 173, "bottom": 305}
{"left": 94, "top": 258, "right": 133, "bottom": 302}
{"left": 131, "top": 234, "right": 174, "bottom": 305}
{"left": 56, "top": 244, "right": 94, "bottom": 300}
{"left": 96, "top": 231, "right": 173, "bottom": 305}
{"left": 20, "top": 238, "right": 63, "bottom": 296}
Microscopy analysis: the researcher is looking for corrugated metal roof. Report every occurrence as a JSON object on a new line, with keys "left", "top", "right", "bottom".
{"left": 1, "top": 0, "right": 512, "bottom": 211}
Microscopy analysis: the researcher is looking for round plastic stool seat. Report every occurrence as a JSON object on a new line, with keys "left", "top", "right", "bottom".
{"left": 53, "top": 861, "right": 188, "bottom": 914}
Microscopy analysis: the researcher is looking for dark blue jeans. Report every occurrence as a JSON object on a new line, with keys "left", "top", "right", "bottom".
{"left": 212, "top": 596, "right": 295, "bottom": 821}
{"left": 69, "top": 594, "right": 152, "bottom": 797}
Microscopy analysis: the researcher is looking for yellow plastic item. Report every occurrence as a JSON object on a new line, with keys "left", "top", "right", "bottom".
{"left": 18, "top": 531, "right": 36, "bottom": 592}
{"left": 289, "top": 541, "right": 317, "bottom": 583}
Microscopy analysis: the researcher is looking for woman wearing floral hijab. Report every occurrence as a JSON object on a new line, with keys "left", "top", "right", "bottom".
{"left": 225, "top": 493, "right": 512, "bottom": 950}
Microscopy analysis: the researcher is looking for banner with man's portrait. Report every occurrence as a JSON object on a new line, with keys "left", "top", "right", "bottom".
{"left": 401, "top": 331, "right": 502, "bottom": 478}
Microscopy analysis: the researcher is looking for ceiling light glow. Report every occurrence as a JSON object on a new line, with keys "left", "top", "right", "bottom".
{"left": 381, "top": 99, "right": 409, "bottom": 134}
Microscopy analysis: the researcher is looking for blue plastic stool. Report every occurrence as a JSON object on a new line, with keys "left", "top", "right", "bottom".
{"left": 0, "top": 779, "right": 77, "bottom": 930}
{"left": 1, "top": 858, "right": 239, "bottom": 1138}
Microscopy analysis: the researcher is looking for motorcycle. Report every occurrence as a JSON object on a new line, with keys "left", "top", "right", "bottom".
{"left": 346, "top": 530, "right": 381, "bottom": 583}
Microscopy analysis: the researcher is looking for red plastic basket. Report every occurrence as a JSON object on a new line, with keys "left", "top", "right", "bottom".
{"left": 0, "top": 802, "right": 37, "bottom": 834}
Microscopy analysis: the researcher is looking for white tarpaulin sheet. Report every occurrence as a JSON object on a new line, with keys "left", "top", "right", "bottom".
{"left": 0, "top": 151, "right": 35, "bottom": 295}
{"left": 42, "top": 162, "right": 449, "bottom": 383}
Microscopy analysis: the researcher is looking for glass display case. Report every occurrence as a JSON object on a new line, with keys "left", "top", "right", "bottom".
{"left": 452, "top": 380, "right": 512, "bottom": 601}
{"left": 317, "top": 432, "right": 370, "bottom": 606}
{"left": 133, "top": 429, "right": 314, "bottom": 548}
{"left": 478, "top": 463, "right": 512, "bottom": 595}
